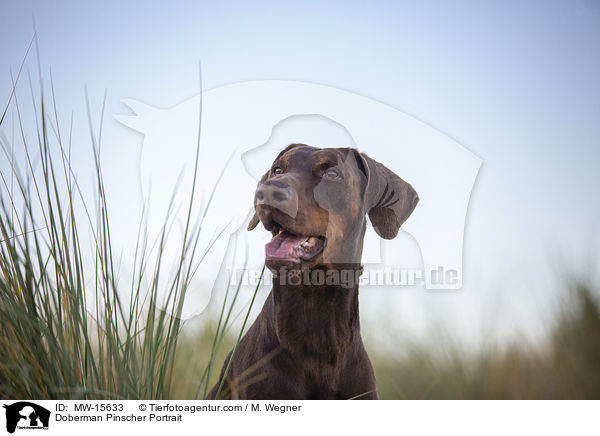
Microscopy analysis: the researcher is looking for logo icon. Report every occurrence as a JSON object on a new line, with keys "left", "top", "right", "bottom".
{"left": 116, "top": 80, "right": 482, "bottom": 318}
{"left": 2, "top": 402, "right": 50, "bottom": 433}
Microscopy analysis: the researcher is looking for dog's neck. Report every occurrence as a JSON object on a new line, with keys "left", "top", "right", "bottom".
{"left": 268, "top": 264, "right": 362, "bottom": 364}
{"left": 265, "top": 220, "right": 368, "bottom": 365}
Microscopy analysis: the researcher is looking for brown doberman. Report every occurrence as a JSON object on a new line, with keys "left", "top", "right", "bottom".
{"left": 208, "top": 144, "right": 418, "bottom": 400}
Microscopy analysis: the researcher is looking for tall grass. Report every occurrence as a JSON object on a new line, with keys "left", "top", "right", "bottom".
{"left": 371, "top": 280, "right": 600, "bottom": 399}
{"left": 0, "top": 46, "right": 255, "bottom": 399}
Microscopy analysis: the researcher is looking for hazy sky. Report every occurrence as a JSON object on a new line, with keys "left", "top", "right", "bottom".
{"left": 1, "top": 1, "right": 599, "bottom": 347}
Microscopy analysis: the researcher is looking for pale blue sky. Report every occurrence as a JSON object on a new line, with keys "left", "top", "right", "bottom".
{"left": 1, "top": 0, "right": 599, "bottom": 345}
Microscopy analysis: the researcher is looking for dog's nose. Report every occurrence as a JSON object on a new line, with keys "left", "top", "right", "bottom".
{"left": 256, "top": 181, "right": 292, "bottom": 204}
{"left": 256, "top": 184, "right": 290, "bottom": 203}
{"left": 256, "top": 181, "right": 298, "bottom": 217}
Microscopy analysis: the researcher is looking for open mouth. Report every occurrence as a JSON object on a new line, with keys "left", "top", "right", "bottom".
{"left": 265, "top": 223, "right": 326, "bottom": 265}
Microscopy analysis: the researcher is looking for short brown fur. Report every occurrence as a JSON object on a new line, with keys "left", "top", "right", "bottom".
{"left": 209, "top": 144, "right": 418, "bottom": 399}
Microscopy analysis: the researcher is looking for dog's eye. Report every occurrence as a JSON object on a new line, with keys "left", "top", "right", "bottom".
{"left": 324, "top": 168, "right": 341, "bottom": 179}
{"left": 272, "top": 166, "right": 283, "bottom": 175}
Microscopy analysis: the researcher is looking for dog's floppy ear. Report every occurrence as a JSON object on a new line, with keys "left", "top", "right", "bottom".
{"left": 356, "top": 151, "right": 419, "bottom": 239}
{"left": 247, "top": 143, "right": 304, "bottom": 231}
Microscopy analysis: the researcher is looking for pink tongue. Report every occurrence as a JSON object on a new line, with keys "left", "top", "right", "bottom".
{"left": 266, "top": 232, "right": 309, "bottom": 261}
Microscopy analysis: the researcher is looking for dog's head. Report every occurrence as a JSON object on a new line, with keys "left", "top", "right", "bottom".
{"left": 248, "top": 144, "right": 418, "bottom": 271}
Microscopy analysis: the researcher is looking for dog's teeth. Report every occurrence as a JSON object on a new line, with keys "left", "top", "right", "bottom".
{"left": 278, "top": 228, "right": 284, "bottom": 235}
{"left": 301, "top": 237, "right": 315, "bottom": 247}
